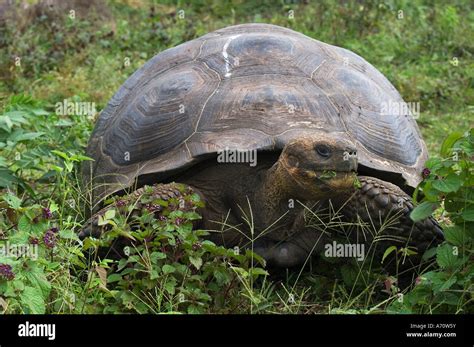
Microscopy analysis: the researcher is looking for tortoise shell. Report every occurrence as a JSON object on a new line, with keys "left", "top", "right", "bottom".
{"left": 85, "top": 23, "right": 427, "bottom": 204}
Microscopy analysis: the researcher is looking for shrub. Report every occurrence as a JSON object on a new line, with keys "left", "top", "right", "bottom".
{"left": 389, "top": 129, "right": 474, "bottom": 313}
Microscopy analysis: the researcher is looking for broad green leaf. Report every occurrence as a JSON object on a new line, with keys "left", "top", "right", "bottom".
{"left": 444, "top": 225, "right": 468, "bottom": 246}
{"left": 10, "top": 131, "right": 44, "bottom": 142}
{"left": 189, "top": 256, "right": 202, "bottom": 270}
{"left": 25, "top": 262, "right": 51, "bottom": 298}
{"left": 461, "top": 204, "right": 474, "bottom": 221}
{"left": 213, "top": 267, "right": 231, "bottom": 286}
{"left": 432, "top": 174, "right": 462, "bottom": 192}
{"left": 0, "top": 168, "right": 19, "bottom": 188}
{"left": 1, "top": 115, "right": 13, "bottom": 131}
{"left": 49, "top": 202, "right": 59, "bottom": 213}
{"left": 420, "top": 181, "right": 439, "bottom": 201}
{"left": 410, "top": 201, "right": 438, "bottom": 222}
{"left": 2, "top": 111, "right": 28, "bottom": 124}
{"left": 104, "top": 209, "right": 116, "bottom": 220}
{"left": 3, "top": 193, "right": 22, "bottom": 209}
{"left": 404, "top": 285, "right": 432, "bottom": 306}
{"left": 150, "top": 251, "right": 167, "bottom": 263}
{"left": 424, "top": 157, "right": 442, "bottom": 170}
{"left": 17, "top": 215, "right": 31, "bottom": 233}
{"left": 422, "top": 271, "right": 448, "bottom": 291}
{"left": 150, "top": 270, "right": 159, "bottom": 280}
{"left": 97, "top": 215, "right": 107, "bottom": 226}
{"left": 438, "top": 276, "right": 457, "bottom": 291}
{"left": 31, "top": 109, "right": 50, "bottom": 116}
{"left": 20, "top": 286, "right": 45, "bottom": 314}
{"left": 30, "top": 221, "right": 48, "bottom": 235}
{"left": 164, "top": 277, "right": 177, "bottom": 295}
{"left": 8, "top": 230, "right": 29, "bottom": 244}
{"left": 436, "top": 244, "right": 462, "bottom": 269}
{"left": 98, "top": 213, "right": 116, "bottom": 227}
{"left": 107, "top": 274, "right": 122, "bottom": 283}
{"left": 25, "top": 208, "right": 37, "bottom": 220}
{"left": 440, "top": 131, "right": 463, "bottom": 157}
{"left": 2, "top": 280, "right": 17, "bottom": 297}
{"left": 162, "top": 264, "right": 175, "bottom": 274}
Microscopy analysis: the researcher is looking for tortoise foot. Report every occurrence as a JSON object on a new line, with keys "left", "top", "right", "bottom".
{"left": 253, "top": 238, "right": 308, "bottom": 268}
{"left": 253, "top": 228, "right": 328, "bottom": 268}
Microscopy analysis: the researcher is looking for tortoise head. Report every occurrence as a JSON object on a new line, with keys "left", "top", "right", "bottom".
{"left": 278, "top": 134, "right": 358, "bottom": 200}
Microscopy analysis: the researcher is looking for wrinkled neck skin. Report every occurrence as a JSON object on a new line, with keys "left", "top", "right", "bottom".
{"left": 254, "top": 161, "right": 311, "bottom": 227}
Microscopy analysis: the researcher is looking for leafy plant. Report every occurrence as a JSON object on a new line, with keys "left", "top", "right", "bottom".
{"left": 81, "top": 184, "right": 268, "bottom": 314}
{"left": 0, "top": 193, "right": 86, "bottom": 314}
{"left": 389, "top": 129, "right": 474, "bottom": 313}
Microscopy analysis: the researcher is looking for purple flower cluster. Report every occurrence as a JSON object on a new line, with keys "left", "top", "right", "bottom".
{"left": 0, "top": 263, "right": 15, "bottom": 281}
{"left": 116, "top": 200, "right": 126, "bottom": 207}
{"left": 422, "top": 168, "right": 431, "bottom": 179}
{"left": 145, "top": 203, "right": 162, "bottom": 213}
{"left": 42, "top": 207, "right": 52, "bottom": 219}
{"left": 43, "top": 228, "right": 58, "bottom": 248}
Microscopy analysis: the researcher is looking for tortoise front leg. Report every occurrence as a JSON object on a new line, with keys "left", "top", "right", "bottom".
{"left": 253, "top": 212, "right": 330, "bottom": 268}
{"left": 337, "top": 176, "right": 444, "bottom": 263}
{"left": 79, "top": 183, "right": 198, "bottom": 240}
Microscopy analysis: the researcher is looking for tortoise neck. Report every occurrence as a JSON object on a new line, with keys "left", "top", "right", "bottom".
{"left": 255, "top": 161, "right": 302, "bottom": 225}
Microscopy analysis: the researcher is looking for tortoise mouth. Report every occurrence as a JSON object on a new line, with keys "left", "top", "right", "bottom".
{"left": 315, "top": 171, "right": 357, "bottom": 190}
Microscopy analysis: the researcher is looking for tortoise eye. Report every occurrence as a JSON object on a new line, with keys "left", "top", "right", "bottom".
{"left": 315, "top": 145, "right": 331, "bottom": 158}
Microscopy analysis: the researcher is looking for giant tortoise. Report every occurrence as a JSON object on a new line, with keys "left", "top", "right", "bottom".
{"left": 82, "top": 23, "right": 443, "bottom": 268}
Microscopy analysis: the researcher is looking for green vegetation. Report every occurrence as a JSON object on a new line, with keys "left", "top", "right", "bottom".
{"left": 0, "top": 0, "right": 472, "bottom": 314}
{"left": 392, "top": 130, "right": 473, "bottom": 313}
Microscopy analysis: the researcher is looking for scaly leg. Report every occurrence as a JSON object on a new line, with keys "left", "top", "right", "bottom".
{"left": 337, "top": 176, "right": 444, "bottom": 269}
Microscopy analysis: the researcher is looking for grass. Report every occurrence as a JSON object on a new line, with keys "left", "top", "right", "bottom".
{"left": 0, "top": 0, "right": 472, "bottom": 314}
